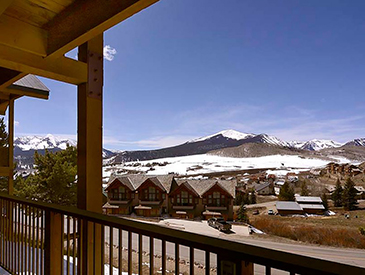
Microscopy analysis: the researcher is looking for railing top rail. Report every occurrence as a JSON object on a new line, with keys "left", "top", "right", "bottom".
{"left": 1, "top": 193, "right": 364, "bottom": 275}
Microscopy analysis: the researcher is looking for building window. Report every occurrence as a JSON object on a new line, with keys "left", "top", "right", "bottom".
{"left": 181, "top": 191, "right": 189, "bottom": 205}
{"left": 148, "top": 187, "right": 156, "bottom": 201}
{"left": 110, "top": 186, "right": 129, "bottom": 200}
{"left": 162, "top": 193, "right": 166, "bottom": 199}
{"left": 119, "top": 186, "right": 126, "bottom": 200}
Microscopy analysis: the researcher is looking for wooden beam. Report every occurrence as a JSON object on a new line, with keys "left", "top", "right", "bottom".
{"left": 0, "top": 93, "right": 10, "bottom": 100}
{"left": 0, "top": 67, "right": 25, "bottom": 90}
{"left": 77, "top": 34, "right": 103, "bottom": 274}
{"left": 0, "top": 0, "right": 12, "bottom": 16}
{"left": 0, "top": 101, "right": 8, "bottom": 115}
{"left": 0, "top": 45, "right": 87, "bottom": 84}
{"left": 46, "top": 0, "right": 159, "bottom": 57}
{"left": 77, "top": 34, "right": 103, "bottom": 212}
{"left": 44, "top": 211, "right": 62, "bottom": 274}
{"left": 8, "top": 97, "right": 13, "bottom": 195}
{"left": 0, "top": 15, "right": 47, "bottom": 56}
{"left": 1, "top": 87, "right": 48, "bottom": 100}
{"left": 0, "top": 167, "right": 10, "bottom": 177}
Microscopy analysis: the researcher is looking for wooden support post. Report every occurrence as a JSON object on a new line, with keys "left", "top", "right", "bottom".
{"left": 8, "top": 97, "right": 14, "bottom": 195}
{"left": 44, "top": 211, "right": 62, "bottom": 275}
{"left": 77, "top": 34, "right": 104, "bottom": 274}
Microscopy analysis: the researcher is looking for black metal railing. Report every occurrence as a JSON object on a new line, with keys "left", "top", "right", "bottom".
{"left": 0, "top": 193, "right": 364, "bottom": 275}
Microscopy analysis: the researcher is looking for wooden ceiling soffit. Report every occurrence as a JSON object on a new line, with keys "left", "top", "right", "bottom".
{"left": 0, "top": 14, "right": 47, "bottom": 56}
{"left": 0, "top": 45, "right": 87, "bottom": 85}
{"left": 0, "top": 67, "right": 25, "bottom": 90}
{"left": 45, "top": 0, "right": 159, "bottom": 57}
{"left": 0, "top": 0, "right": 12, "bottom": 16}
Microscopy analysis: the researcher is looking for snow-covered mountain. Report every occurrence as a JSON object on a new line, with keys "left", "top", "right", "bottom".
{"left": 190, "top": 130, "right": 289, "bottom": 147}
{"left": 14, "top": 134, "right": 76, "bottom": 151}
{"left": 299, "top": 139, "right": 342, "bottom": 151}
{"left": 190, "top": 130, "right": 255, "bottom": 143}
{"left": 13, "top": 134, "right": 116, "bottom": 168}
{"left": 345, "top": 138, "right": 365, "bottom": 147}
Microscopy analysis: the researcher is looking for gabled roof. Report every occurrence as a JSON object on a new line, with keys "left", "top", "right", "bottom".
{"left": 183, "top": 179, "right": 235, "bottom": 198}
{"left": 105, "top": 175, "right": 135, "bottom": 192}
{"left": 106, "top": 174, "right": 174, "bottom": 192}
{"left": 142, "top": 177, "right": 166, "bottom": 192}
{"left": 170, "top": 180, "right": 200, "bottom": 197}
{"left": 254, "top": 182, "right": 271, "bottom": 192}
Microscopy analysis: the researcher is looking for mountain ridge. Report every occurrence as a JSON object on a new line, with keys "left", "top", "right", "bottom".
{"left": 13, "top": 131, "right": 365, "bottom": 167}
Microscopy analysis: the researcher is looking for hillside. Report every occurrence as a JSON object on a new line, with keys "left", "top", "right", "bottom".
{"left": 319, "top": 145, "right": 365, "bottom": 162}
{"left": 208, "top": 143, "right": 312, "bottom": 158}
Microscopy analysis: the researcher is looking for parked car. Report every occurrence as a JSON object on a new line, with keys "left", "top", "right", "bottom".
{"left": 268, "top": 209, "right": 275, "bottom": 215}
{"left": 208, "top": 217, "right": 232, "bottom": 232}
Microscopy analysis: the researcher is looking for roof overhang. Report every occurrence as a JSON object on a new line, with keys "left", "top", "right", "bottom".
{"left": 0, "top": 0, "right": 159, "bottom": 86}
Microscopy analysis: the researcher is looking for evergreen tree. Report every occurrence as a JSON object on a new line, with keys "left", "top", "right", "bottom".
{"left": 234, "top": 191, "right": 243, "bottom": 205}
{"left": 300, "top": 181, "right": 309, "bottom": 196}
{"left": 278, "top": 182, "right": 295, "bottom": 201}
{"left": 236, "top": 202, "right": 249, "bottom": 223}
{"left": 15, "top": 146, "right": 77, "bottom": 206}
{"left": 331, "top": 179, "right": 343, "bottom": 207}
{"left": 242, "top": 191, "right": 250, "bottom": 205}
{"left": 249, "top": 189, "right": 256, "bottom": 204}
{"left": 342, "top": 178, "right": 358, "bottom": 211}
{"left": 321, "top": 192, "right": 328, "bottom": 210}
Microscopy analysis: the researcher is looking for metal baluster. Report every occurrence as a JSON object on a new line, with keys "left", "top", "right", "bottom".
{"left": 36, "top": 208, "right": 40, "bottom": 275}
{"left": 162, "top": 240, "right": 166, "bottom": 275}
{"left": 17, "top": 203, "right": 21, "bottom": 274}
{"left": 118, "top": 229, "right": 122, "bottom": 275}
{"left": 101, "top": 224, "right": 105, "bottom": 275}
{"left": 175, "top": 244, "right": 180, "bottom": 275}
{"left": 205, "top": 251, "right": 210, "bottom": 275}
{"left": 41, "top": 209, "right": 44, "bottom": 275}
{"left": 32, "top": 207, "right": 36, "bottom": 274}
{"left": 149, "top": 237, "right": 154, "bottom": 275}
{"left": 67, "top": 215, "right": 71, "bottom": 275}
{"left": 73, "top": 217, "right": 76, "bottom": 275}
{"left": 128, "top": 231, "right": 132, "bottom": 275}
{"left": 138, "top": 234, "right": 142, "bottom": 275}
{"left": 25, "top": 205, "right": 28, "bottom": 274}
{"left": 21, "top": 204, "right": 24, "bottom": 275}
{"left": 28, "top": 206, "right": 32, "bottom": 273}
{"left": 190, "top": 247, "right": 194, "bottom": 275}
{"left": 61, "top": 214, "right": 65, "bottom": 274}
{"left": 110, "top": 226, "right": 114, "bottom": 275}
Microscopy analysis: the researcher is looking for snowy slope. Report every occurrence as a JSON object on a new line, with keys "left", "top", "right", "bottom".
{"left": 288, "top": 140, "right": 306, "bottom": 149}
{"left": 104, "top": 154, "right": 330, "bottom": 177}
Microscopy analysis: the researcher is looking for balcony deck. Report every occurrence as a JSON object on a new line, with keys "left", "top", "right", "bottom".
{"left": 0, "top": 194, "right": 364, "bottom": 275}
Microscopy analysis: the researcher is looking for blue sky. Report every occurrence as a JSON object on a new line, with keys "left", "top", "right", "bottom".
{"left": 11, "top": 0, "right": 365, "bottom": 150}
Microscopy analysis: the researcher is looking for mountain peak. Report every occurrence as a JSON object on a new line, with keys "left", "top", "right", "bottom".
{"left": 190, "top": 129, "right": 254, "bottom": 143}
